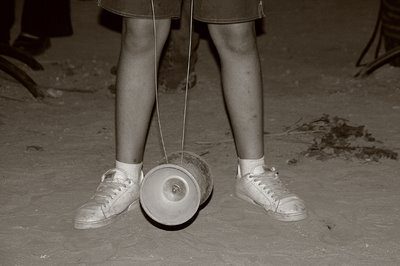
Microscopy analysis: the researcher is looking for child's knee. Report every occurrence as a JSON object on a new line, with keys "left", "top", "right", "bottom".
{"left": 121, "top": 19, "right": 154, "bottom": 53}
{"left": 122, "top": 18, "right": 171, "bottom": 54}
{"left": 209, "top": 23, "right": 257, "bottom": 55}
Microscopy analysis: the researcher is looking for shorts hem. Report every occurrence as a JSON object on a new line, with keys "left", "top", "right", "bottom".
{"left": 100, "top": 5, "right": 180, "bottom": 20}
{"left": 193, "top": 15, "right": 264, "bottom": 24}
{"left": 99, "top": 0, "right": 265, "bottom": 23}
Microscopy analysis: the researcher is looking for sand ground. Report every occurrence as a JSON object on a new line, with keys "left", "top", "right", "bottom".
{"left": 1, "top": 0, "right": 400, "bottom": 265}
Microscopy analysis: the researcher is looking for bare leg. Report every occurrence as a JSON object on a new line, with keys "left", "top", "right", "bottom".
{"left": 208, "top": 22, "right": 264, "bottom": 159}
{"left": 74, "top": 18, "right": 172, "bottom": 230}
{"left": 116, "top": 17, "right": 171, "bottom": 163}
{"left": 209, "top": 22, "right": 307, "bottom": 221}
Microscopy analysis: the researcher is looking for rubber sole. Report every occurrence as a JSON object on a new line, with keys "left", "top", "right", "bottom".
{"left": 74, "top": 200, "right": 139, "bottom": 230}
{"left": 236, "top": 190, "right": 307, "bottom": 222}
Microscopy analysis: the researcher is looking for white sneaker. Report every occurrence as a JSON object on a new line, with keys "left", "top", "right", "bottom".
{"left": 74, "top": 168, "right": 143, "bottom": 229}
{"left": 236, "top": 166, "right": 307, "bottom": 222}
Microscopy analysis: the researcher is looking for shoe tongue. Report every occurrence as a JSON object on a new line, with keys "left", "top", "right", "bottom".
{"left": 251, "top": 165, "right": 265, "bottom": 175}
{"left": 103, "top": 169, "right": 128, "bottom": 183}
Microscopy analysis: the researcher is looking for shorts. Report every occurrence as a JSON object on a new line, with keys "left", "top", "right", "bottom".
{"left": 98, "top": 0, "right": 265, "bottom": 23}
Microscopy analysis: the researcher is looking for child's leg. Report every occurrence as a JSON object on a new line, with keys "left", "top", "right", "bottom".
{"left": 116, "top": 17, "right": 171, "bottom": 164}
{"left": 207, "top": 22, "right": 264, "bottom": 160}
{"left": 74, "top": 17, "right": 172, "bottom": 229}
{"left": 208, "top": 22, "right": 307, "bottom": 222}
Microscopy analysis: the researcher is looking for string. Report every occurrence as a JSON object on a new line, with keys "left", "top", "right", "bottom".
{"left": 150, "top": 0, "right": 169, "bottom": 163}
{"left": 180, "top": 0, "right": 194, "bottom": 163}
{"left": 150, "top": 0, "right": 194, "bottom": 164}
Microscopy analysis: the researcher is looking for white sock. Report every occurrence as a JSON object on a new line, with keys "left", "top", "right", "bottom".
{"left": 115, "top": 160, "right": 142, "bottom": 179}
{"left": 20, "top": 32, "right": 40, "bottom": 39}
{"left": 238, "top": 156, "right": 265, "bottom": 176}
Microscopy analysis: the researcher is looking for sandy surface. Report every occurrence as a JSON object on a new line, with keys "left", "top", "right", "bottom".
{"left": 1, "top": 0, "right": 400, "bottom": 265}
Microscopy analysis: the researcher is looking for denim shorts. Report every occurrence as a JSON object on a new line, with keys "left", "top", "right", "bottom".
{"left": 98, "top": 0, "right": 265, "bottom": 23}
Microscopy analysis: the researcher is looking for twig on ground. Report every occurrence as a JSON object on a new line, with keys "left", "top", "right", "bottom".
{"left": 0, "top": 95, "right": 27, "bottom": 102}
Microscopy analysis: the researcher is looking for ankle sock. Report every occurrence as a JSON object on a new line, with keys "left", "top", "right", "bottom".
{"left": 239, "top": 156, "right": 265, "bottom": 176}
{"left": 20, "top": 32, "right": 40, "bottom": 39}
{"left": 115, "top": 160, "right": 142, "bottom": 179}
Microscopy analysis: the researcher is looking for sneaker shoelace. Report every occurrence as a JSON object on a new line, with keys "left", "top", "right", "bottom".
{"left": 91, "top": 169, "right": 134, "bottom": 207}
{"left": 249, "top": 167, "right": 291, "bottom": 207}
